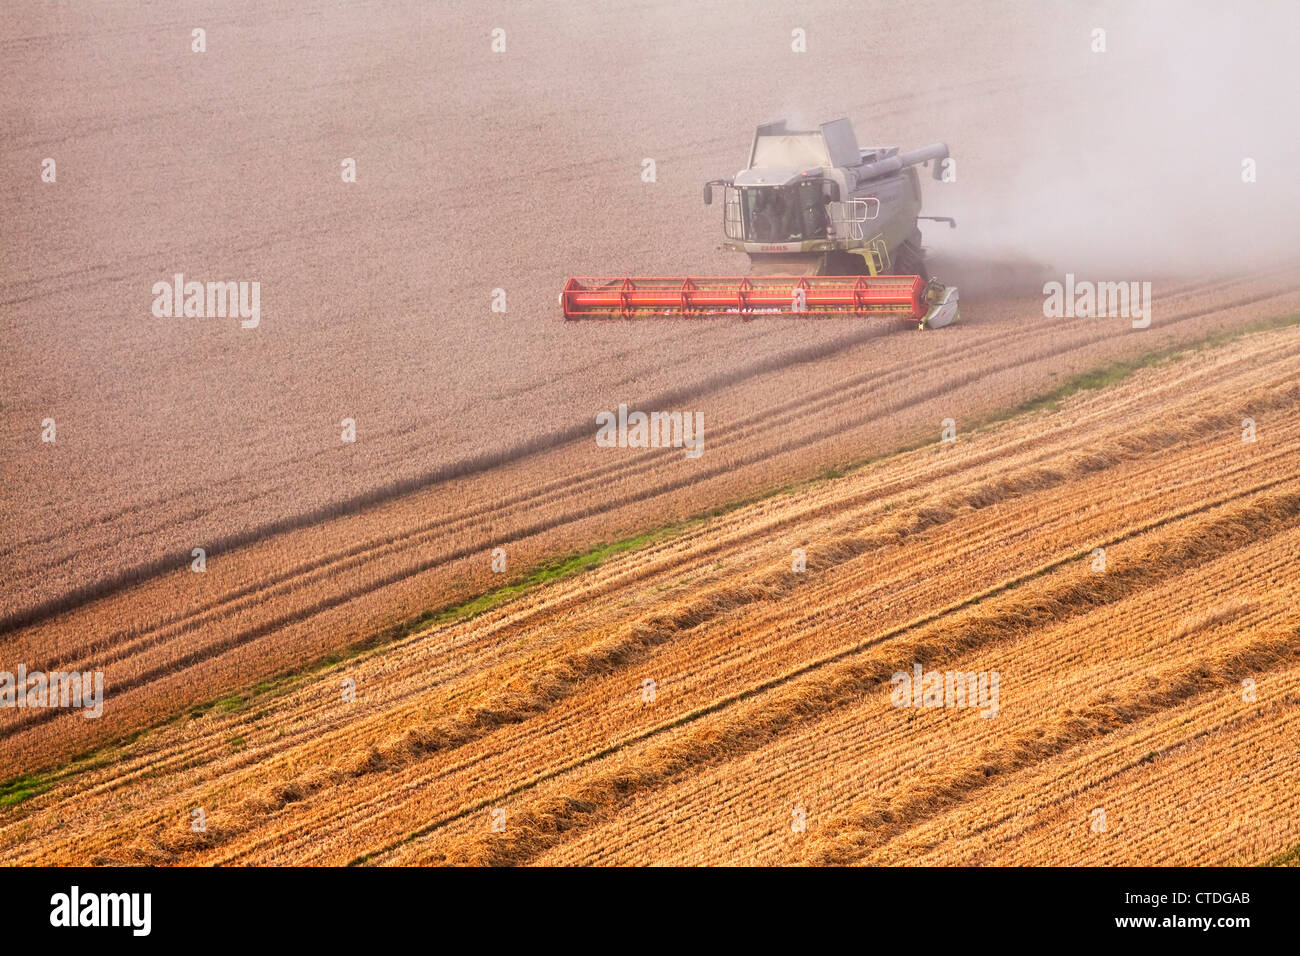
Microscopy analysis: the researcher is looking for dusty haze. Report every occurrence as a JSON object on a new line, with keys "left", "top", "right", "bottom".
{"left": 945, "top": 0, "right": 1300, "bottom": 274}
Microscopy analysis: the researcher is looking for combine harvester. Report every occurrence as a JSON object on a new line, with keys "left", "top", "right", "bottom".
{"left": 561, "top": 118, "right": 959, "bottom": 328}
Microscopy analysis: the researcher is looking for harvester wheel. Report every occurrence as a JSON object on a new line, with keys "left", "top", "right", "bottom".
{"left": 821, "top": 250, "right": 870, "bottom": 276}
{"left": 895, "top": 240, "right": 929, "bottom": 283}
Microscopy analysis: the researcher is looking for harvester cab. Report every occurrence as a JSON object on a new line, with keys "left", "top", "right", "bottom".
{"left": 562, "top": 118, "right": 958, "bottom": 328}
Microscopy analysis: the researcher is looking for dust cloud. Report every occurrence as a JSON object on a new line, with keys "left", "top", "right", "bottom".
{"left": 942, "top": 0, "right": 1300, "bottom": 280}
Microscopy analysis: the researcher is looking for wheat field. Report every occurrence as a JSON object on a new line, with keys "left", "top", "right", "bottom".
{"left": 3, "top": 323, "right": 1297, "bottom": 866}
